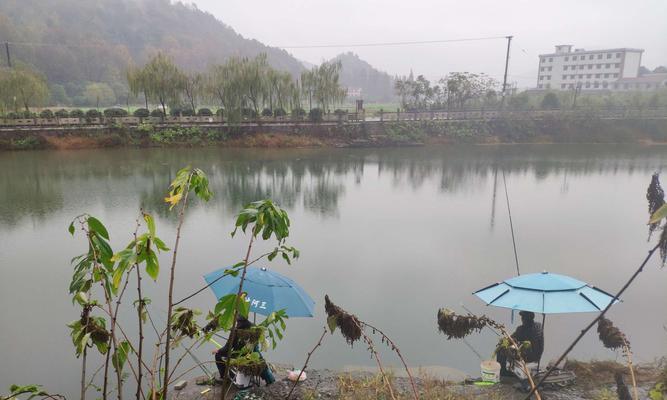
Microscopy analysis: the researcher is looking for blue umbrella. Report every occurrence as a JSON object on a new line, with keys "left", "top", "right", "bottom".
{"left": 473, "top": 271, "right": 619, "bottom": 314}
{"left": 204, "top": 266, "right": 315, "bottom": 317}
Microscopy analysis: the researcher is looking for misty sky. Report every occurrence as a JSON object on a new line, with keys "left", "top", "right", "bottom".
{"left": 191, "top": 0, "right": 667, "bottom": 88}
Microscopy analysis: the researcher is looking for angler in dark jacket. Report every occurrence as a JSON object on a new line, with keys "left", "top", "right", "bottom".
{"left": 497, "top": 311, "right": 544, "bottom": 376}
{"left": 214, "top": 316, "right": 275, "bottom": 385}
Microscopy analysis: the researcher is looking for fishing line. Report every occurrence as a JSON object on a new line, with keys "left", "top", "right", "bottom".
{"left": 502, "top": 171, "right": 521, "bottom": 276}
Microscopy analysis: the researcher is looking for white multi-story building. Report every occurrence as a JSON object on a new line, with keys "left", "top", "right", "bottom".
{"left": 536, "top": 45, "right": 643, "bottom": 91}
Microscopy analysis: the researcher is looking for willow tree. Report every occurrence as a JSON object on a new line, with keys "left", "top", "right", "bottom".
{"left": 239, "top": 54, "right": 269, "bottom": 116}
{"left": 127, "top": 66, "right": 150, "bottom": 109}
{"left": 0, "top": 65, "right": 50, "bottom": 112}
{"left": 133, "top": 53, "right": 185, "bottom": 115}
{"left": 183, "top": 72, "right": 203, "bottom": 113}
{"left": 206, "top": 57, "right": 245, "bottom": 123}
{"left": 312, "top": 61, "right": 346, "bottom": 112}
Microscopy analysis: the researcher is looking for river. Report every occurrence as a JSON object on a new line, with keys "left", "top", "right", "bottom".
{"left": 1, "top": 145, "right": 666, "bottom": 397}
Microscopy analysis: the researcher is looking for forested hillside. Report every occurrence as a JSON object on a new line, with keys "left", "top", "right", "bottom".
{"left": 0, "top": 0, "right": 304, "bottom": 106}
{"left": 333, "top": 52, "right": 396, "bottom": 102}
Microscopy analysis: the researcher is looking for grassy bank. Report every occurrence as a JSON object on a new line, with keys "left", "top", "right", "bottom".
{"left": 1, "top": 117, "right": 666, "bottom": 151}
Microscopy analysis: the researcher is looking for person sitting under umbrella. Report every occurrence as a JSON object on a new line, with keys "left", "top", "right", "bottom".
{"left": 213, "top": 316, "right": 275, "bottom": 386}
{"left": 496, "top": 311, "right": 544, "bottom": 377}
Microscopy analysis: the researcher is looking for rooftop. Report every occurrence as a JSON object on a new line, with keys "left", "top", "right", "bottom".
{"left": 540, "top": 47, "right": 644, "bottom": 57}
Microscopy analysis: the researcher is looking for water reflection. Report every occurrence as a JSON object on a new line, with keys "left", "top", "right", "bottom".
{"left": 1, "top": 145, "right": 665, "bottom": 228}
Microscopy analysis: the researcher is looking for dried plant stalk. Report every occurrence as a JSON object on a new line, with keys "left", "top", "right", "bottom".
{"left": 325, "top": 295, "right": 361, "bottom": 345}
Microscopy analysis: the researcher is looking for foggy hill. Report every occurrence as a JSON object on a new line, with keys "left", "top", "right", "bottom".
{"left": 331, "top": 52, "right": 397, "bottom": 102}
{"left": 0, "top": 0, "right": 305, "bottom": 104}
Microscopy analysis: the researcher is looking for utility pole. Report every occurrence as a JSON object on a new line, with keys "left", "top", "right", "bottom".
{"left": 501, "top": 35, "right": 513, "bottom": 108}
{"left": 4, "top": 42, "right": 11, "bottom": 68}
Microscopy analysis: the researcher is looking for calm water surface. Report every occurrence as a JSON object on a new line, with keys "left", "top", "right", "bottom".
{"left": 1, "top": 145, "right": 666, "bottom": 396}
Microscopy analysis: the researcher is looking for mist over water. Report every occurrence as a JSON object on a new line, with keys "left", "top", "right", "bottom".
{"left": 1, "top": 145, "right": 666, "bottom": 397}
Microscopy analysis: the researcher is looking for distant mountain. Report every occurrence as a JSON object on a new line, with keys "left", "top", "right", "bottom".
{"left": 0, "top": 0, "right": 305, "bottom": 105}
{"left": 331, "top": 52, "right": 397, "bottom": 103}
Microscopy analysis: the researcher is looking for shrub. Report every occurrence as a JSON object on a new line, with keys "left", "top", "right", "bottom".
{"left": 150, "top": 109, "right": 165, "bottom": 118}
{"left": 309, "top": 108, "right": 323, "bottom": 122}
{"left": 86, "top": 109, "right": 102, "bottom": 118}
{"left": 55, "top": 109, "right": 69, "bottom": 118}
{"left": 540, "top": 92, "right": 561, "bottom": 110}
{"left": 181, "top": 108, "right": 195, "bottom": 117}
{"left": 197, "top": 108, "right": 213, "bottom": 116}
{"left": 133, "top": 108, "right": 150, "bottom": 118}
{"left": 69, "top": 109, "right": 85, "bottom": 118}
{"left": 291, "top": 108, "right": 306, "bottom": 118}
{"left": 215, "top": 108, "right": 225, "bottom": 117}
{"left": 273, "top": 108, "right": 287, "bottom": 117}
{"left": 6, "top": 112, "right": 19, "bottom": 119}
{"left": 39, "top": 109, "right": 54, "bottom": 119}
{"left": 103, "top": 108, "right": 128, "bottom": 117}
{"left": 261, "top": 108, "right": 273, "bottom": 117}
{"left": 242, "top": 108, "right": 257, "bottom": 118}
{"left": 169, "top": 107, "right": 182, "bottom": 117}
{"left": 334, "top": 109, "right": 347, "bottom": 116}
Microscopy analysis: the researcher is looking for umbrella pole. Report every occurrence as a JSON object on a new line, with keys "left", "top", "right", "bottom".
{"left": 538, "top": 313, "right": 546, "bottom": 372}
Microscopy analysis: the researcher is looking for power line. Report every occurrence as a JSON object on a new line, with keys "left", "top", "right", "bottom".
{"left": 277, "top": 35, "right": 509, "bottom": 49}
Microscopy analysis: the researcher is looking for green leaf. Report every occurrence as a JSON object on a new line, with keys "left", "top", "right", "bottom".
{"left": 649, "top": 203, "right": 667, "bottom": 224}
{"left": 112, "top": 263, "right": 127, "bottom": 289}
{"left": 145, "top": 250, "right": 159, "bottom": 280}
{"left": 74, "top": 292, "right": 88, "bottom": 306}
{"left": 68, "top": 221, "right": 75, "bottom": 236}
{"left": 112, "top": 341, "right": 131, "bottom": 372}
{"left": 327, "top": 315, "right": 337, "bottom": 334}
{"left": 153, "top": 237, "right": 170, "bottom": 252}
{"left": 143, "top": 213, "right": 156, "bottom": 237}
{"left": 87, "top": 216, "right": 109, "bottom": 240}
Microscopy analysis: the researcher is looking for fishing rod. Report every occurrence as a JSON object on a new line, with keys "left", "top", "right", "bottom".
{"left": 502, "top": 171, "right": 521, "bottom": 276}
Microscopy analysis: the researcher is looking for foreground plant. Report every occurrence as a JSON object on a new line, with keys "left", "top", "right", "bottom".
{"left": 437, "top": 309, "right": 542, "bottom": 400}
{"left": 61, "top": 165, "right": 303, "bottom": 400}
{"left": 597, "top": 318, "right": 638, "bottom": 400}
{"left": 324, "top": 295, "right": 418, "bottom": 400}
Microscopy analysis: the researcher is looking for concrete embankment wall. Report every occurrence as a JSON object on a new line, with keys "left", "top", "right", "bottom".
{"left": 1, "top": 118, "right": 667, "bottom": 150}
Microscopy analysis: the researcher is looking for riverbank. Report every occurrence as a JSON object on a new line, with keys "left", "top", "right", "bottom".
{"left": 172, "top": 360, "right": 664, "bottom": 400}
{"left": 1, "top": 118, "right": 667, "bottom": 151}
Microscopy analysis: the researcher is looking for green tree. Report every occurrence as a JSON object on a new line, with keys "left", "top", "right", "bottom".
{"left": 540, "top": 92, "right": 561, "bottom": 110}
{"left": 0, "top": 65, "right": 50, "bottom": 112}
{"left": 83, "top": 82, "right": 116, "bottom": 108}
{"left": 183, "top": 72, "right": 203, "bottom": 114}
{"left": 139, "top": 53, "right": 185, "bottom": 116}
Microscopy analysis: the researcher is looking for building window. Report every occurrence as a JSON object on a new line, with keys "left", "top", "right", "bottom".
{"left": 540, "top": 67, "right": 545, "bottom": 71}
{"left": 604, "top": 73, "right": 609, "bottom": 78}
{"left": 595, "top": 74, "right": 601, "bottom": 78}
{"left": 563, "top": 66, "right": 568, "bottom": 71}
{"left": 605, "top": 63, "right": 610, "bottom": 68}
{"left": 616, "top": 53, "right": 621, "bottom": 58}
{"left": 548, "top": 67, "right": 552, "bottom": 71}
{"left": 597, "top": 54, "right": 603, "bottom": 59}
{"left": 614, "top": 63, "right": 620, "bottom": 68}
{"left": 607, "top": 54, "right": 612, "bottom": 59}
{"left": 596, "top": 64, "right": 602, "bottom": 69}
{"left": 579, "top": 74, "right": 583, "bottom": 79}
{"left": 547, "top": 76, "right": 551, "bottom": 80}
{"left": 562, "top": 75, "right": 567, "bottom": 80}
{"left": 579, "top": 65, "right": 584, "bottom": 69}
{"left": 603, "top": 82, "right": 608, "bottom": 88}
{"left": 585, "top": 82, "right": 591, "bottom": 88}
{"left": 587, "top": 74, "right": 592, "bottom": 78}
{"left": 613, "top": 84, "right": 618, "bottom": 89}
{"left": 539, "top": 76, "right": 544, "bottom": 80}
{"left": 568, "top": 84, "right": 574, "bottom": 89}
{"left": 594, "top": 82, "right": 599, "bottom": 88}
{"left": 588, "top": 65, "right": 593, "bottom": 69}
{"left": 549, "top": 57, "right": 553, "bottom": 62}
{"left": 565, "top": 56, "right": 569, "bottom": 61}
{"left": 572, "top": 56, "right": 577, "bottom": 61}
{"left": 538, "top": 84, "right": 543, "bottom": 88}
{"left": 540, "top": 58, "right": 545, "bottom": 63}
{"left": 561, "top": 84, "right": 566, "bottom": 89}
{"left": 571, "top": 75, "right": 576, "bottom": 79}
{"left": 613, "top": 73, "right": 618, "bottom": 78}
{"left": 589, "top": 55, "right": 594, "bottom": 60}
